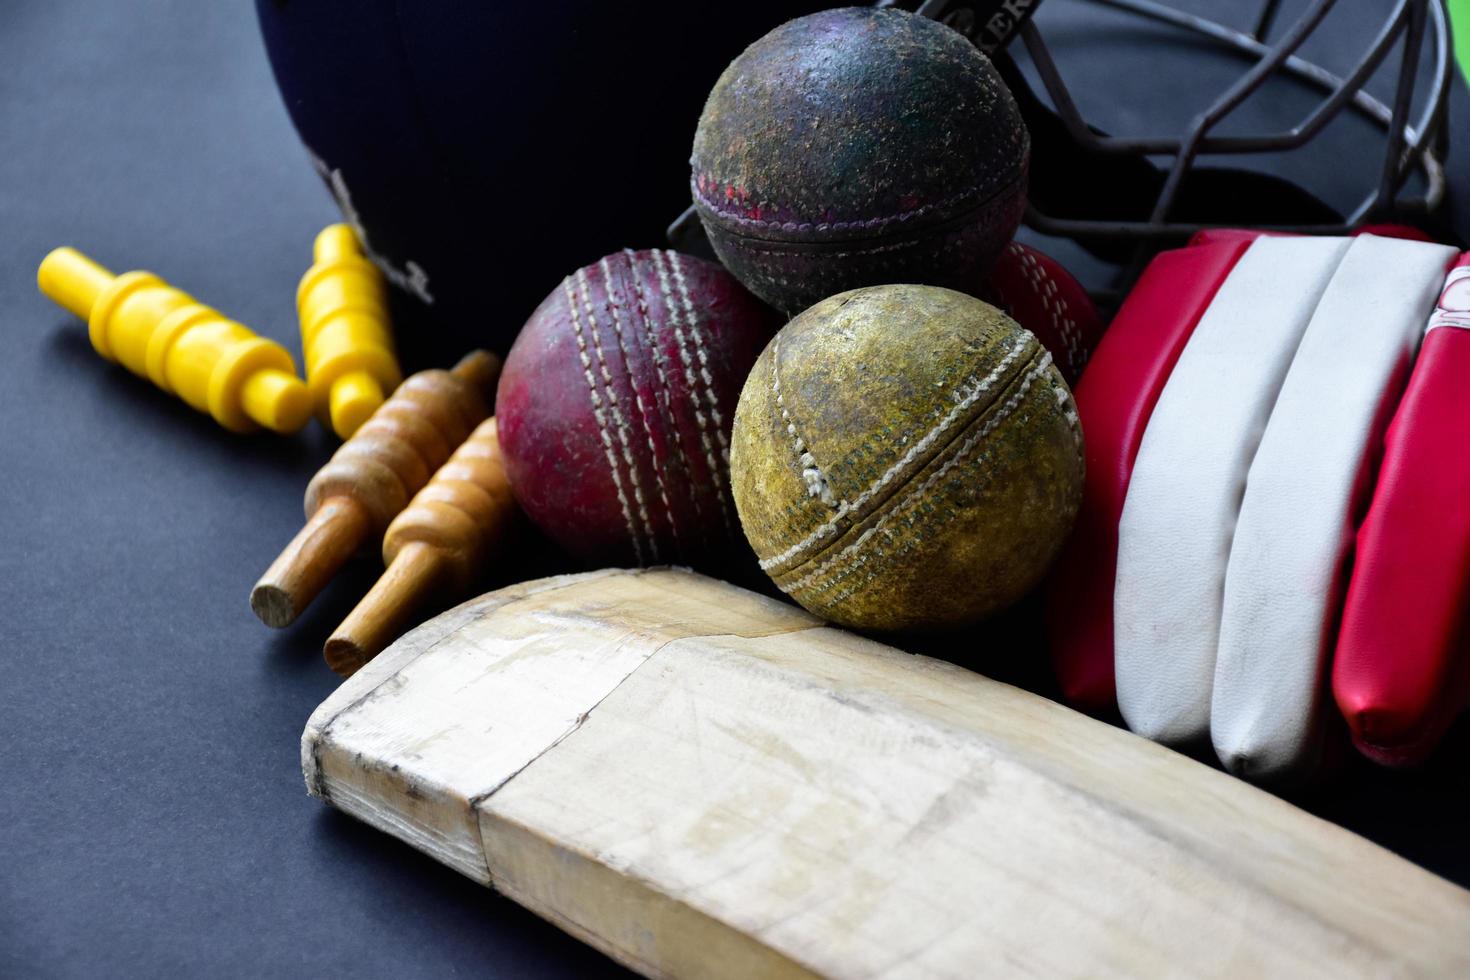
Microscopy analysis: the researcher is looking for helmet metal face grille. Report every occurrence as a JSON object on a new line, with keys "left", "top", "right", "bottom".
{"left": 913, "top": 0, "right": 1452, "bottom": 243}
{"left": 668, "top": 0, "right": 1454, "bottom": 298}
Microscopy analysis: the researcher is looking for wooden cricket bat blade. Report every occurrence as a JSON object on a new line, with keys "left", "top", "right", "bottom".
{"left": 302, "top": 567, "right": 1470, "bottom": 979}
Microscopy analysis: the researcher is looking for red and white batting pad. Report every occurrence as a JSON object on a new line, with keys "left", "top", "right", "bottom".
{"left": 1044, "top": 236, "right": 1251, "bottom": 712}
{"left": 984, "top": 242, "right": 1103, "bottom": 385}
{"left": 1211, "top": 235, "right": 1457, "bottom": 778}
{"left": 1188, "top": 224, "right": 1433, "bottom": 249}
{"left": 1333, "top": 255, "right": 1470, "bottom": 767}
{"left": 1114, "top": 236, "right": 1350, "bottom": 745}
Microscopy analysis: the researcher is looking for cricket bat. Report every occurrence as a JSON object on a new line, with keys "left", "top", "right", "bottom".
{"left": 303, "top": 567, "right": 1470, "bottom": 978}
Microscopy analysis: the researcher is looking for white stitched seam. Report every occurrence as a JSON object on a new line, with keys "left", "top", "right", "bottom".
{"left": 691, "top": 173, "right": 1004, "bottom": 234}
{"left": 668, "top": 252, "right": 738, "bottom": 534}
{"left": 1058, "top": 379, "right": 1083, "bottom": 462}
{"left": 577, "top": 266, "right": 659, "bottom": 562}
{"left": 652, "top": 250, "right": 735, "bottom": 535}
{"left": 564, "top": 276, "right": 644, "bottom": 563}
{"left": 770, "top": 334, "right": 839, "bottom": 509}
{"left": 602, "top": 255, "right": 678, "bottom": 559}
{"left": 1014, "top": 243, "right": 1081, "bottom": 378}
{"left": 624, "top": 249, "right": 707, "bottom": 551}
{"left": 1013, "top": 243, "right": 1074, "bottom": 371}
{"left": 781, "top": 352, "right": 1054, "bottom": 601}
{"left": 799, "top": 355, "right": 1055, "bottom": 607}
{"left": 758, "top": 334, "right": 1033, "bottom": 573}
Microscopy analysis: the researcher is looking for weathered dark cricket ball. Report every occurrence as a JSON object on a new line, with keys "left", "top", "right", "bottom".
{"left": 497, "top": 249, "right": 780, "bottom": 569}
{"left": 691, "top": 7, "right": 1030, "bottom": 313}
{"left": 730, "top": 284, "right": 1083, "bottom": 632}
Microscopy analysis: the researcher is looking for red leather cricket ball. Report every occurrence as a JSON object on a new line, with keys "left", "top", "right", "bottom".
{"left": 496, "top": 249, "right": 781, "bottom": 569}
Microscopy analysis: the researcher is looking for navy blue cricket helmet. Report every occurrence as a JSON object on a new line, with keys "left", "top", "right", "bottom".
{"left": 255, "top": 1, "right": 823, "bottom": 359}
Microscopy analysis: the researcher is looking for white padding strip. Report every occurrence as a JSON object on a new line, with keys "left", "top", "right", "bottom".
{"left": 1212, "top": 235, "right": 1457, "bottom": 778}
{"left": 1115, "top": 236, "right": 1350, "bottom": 745}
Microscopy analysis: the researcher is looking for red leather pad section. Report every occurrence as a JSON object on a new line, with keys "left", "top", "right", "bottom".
{"left": 1045, "top": 237, "right": 1252, "bottom": 711}
{"left": 1334, "top": 255, "right": 1470, "bottom": 766}
{"left": 1188, "top": 224, "right": 1433, "bottom": 248}
{"left": 1188, "top": 229, "right": 1276, "bottom": 249}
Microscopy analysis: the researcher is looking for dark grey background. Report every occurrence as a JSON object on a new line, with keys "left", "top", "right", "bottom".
{"left": 2, "top": 2, "right": 1467, "bottom": 977}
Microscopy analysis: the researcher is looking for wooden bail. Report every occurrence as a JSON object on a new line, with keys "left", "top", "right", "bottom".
{"left": 250, "top": 351, "right": 500, "bottom": 628}
{"left": 324, "top": 417, "right": 519, "bottom": 676}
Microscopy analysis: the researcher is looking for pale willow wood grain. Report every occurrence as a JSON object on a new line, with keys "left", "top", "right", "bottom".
{"left": 303, "top": 568, "right": 1470, "bottom": 980}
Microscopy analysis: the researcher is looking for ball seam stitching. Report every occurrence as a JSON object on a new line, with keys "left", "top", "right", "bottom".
{"left": 655, "top": 250, "right": 738, "bottom": 535}
{"left": 690, "top": 169, "right": 1023, "bottom": 236}
{"left": 563, "top": 275, "right": 647, "bottom": 564}
{"left": 623, "top": 249, "right": 708, "bottom": 554}
{"left": 780, "top": 351, "right": 1056, "bottom": 602}
{"left": 770, "top": 332, "right": 838, "bottom": 510}
{"left": 575, "top": 267, "right": 661, "bottom": 562}
{"left": 759, "top": 333, "right": 1034, "bottom": 573}
{"left": 715, "top": 221, "right": 1000, "bottom": 261}
{"left": 1011, "top": 242, "right": 1083, "bottom": 378}
{"left": 602, "top": 254, "right": 679, "bottom": 560}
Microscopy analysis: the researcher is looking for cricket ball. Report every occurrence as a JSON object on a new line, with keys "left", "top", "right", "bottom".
{"left": 691, "top": 7, "right": 1029, "bottom": 314}
{"left": 730, "top": 284, "right": 1083, "bottom": 631}
{"left": 982, "top": 241, "right": 1105, "bottom": 386}
{"left": 497, "top": 248, "right": 781, "bottom": 569}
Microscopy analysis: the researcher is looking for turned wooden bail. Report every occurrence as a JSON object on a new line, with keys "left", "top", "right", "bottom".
{"left": 324, "top": 417, "right": 518, "bottom": 676}
{"left": 250, "top": 350, "right": 500, "bottom": 628}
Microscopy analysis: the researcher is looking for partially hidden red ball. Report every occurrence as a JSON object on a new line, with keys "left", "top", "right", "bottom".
{"left": 982, "top": 242, "right": 1105, "bottom": 386}
{"left": 497, "top": 248, "right": 781, "bottom": 569}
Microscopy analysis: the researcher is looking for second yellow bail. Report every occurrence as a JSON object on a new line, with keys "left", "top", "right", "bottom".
{"left": 298, "top": 224, "right": 401, "bottom": 439}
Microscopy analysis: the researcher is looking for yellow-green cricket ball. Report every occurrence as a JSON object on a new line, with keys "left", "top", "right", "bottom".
{"left": 729, "top": 284, "right": 1084, "bottom": 632}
